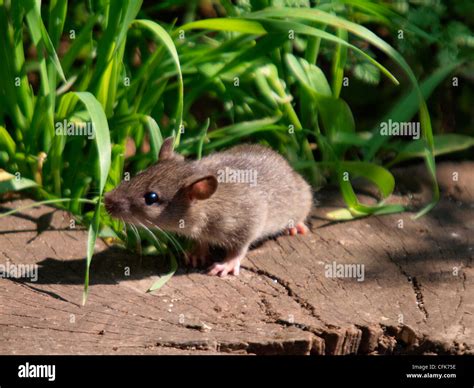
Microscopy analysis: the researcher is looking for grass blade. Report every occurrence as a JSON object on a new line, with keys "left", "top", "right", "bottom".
{"left": 142, "top": 116, "right": 163, "bottom": 162}
{"left": 133, "top": 20, "right": 183, "bottom": 141}
{"left": 66, "top": 92, "right": 111, "bottom": 303}
{"left": 70, "top": 92, "right": 111, "bottom": 193}
{"left": 23, "top": 0, "right": 66, "bottom": 82}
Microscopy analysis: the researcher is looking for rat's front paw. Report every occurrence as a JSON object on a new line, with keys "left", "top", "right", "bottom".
{"left": 207, "top": 257, "right": 241, "bottom": 277}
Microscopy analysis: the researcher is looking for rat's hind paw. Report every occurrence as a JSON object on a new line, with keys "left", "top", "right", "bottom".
{"left": 296, "top": 222, "right": 309, "bottom": 235}
{"left": 185, "top": 242, "right": 210, "bottom": 268}
{"left": 207, "top": 257, "right": 241, "bottom": 277}
{"left": 284, "top": 222, "right": 309, "bottom": 236}
{"left": 185, "top": 253, "right": 208, "bottom": 268}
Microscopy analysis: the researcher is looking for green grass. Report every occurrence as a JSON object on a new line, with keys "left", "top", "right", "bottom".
{"left": 0, "top": 0, "right": 472, "bottom": 301}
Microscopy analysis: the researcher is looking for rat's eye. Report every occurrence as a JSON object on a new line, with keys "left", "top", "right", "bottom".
{"left": 144, "top": 192, "right": 159, "bottom": 205}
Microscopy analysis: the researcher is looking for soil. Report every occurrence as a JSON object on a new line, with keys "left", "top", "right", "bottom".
{"left": 0, "top": 162, "right": 472, "bottom": 355}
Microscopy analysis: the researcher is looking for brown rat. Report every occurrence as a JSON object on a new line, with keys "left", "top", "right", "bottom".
{"left": 104, "top": 137, "right": 313, "bottom": 277}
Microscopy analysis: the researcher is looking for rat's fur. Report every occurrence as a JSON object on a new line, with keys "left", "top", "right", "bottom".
{"left": 105, "top": 138, "right": 313, "bottom": 272}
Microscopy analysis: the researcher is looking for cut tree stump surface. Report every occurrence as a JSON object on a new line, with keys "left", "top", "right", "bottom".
{"left": 0, "top": 162, "right": 472, "bottom": 355}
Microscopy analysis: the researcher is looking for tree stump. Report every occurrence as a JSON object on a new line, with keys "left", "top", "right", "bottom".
{"left": 0, "top": 162, "right": 472, "bottom": 355}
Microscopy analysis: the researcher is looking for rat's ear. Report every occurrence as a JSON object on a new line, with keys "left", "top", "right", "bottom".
{"left": 158, "top": 137, "right": 175, "bottom": 161}
{"left": 184, "top": 175, "right": 218, "bottom": 201}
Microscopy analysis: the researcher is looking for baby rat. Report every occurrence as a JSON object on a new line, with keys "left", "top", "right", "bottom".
{"left": 104, "top": 137, "right": 313, "bottom": 277}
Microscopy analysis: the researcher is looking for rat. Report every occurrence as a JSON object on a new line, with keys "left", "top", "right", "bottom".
{"left": 104, "top": 137, "right": 313, "bottom": 277}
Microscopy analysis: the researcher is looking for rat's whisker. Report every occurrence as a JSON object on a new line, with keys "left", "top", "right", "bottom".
{"left": 144, "top": 221, "right": 181, "bottom": 254}
{"left": 137, "top": 221, "right": 164, "bottom": 253}
{"left": 121, "top": 218, "right": 129, "bottom": 244}
{"left": 142, "top": 218, "right": 185, "bottom": 256}
{"left": 134, "top": 217, "right": 180, "bottom": 256}
{"left": 127, "top": 221, "right": 142, "bottom": 252}
{"left": 163, "top": 231, "right": 185, "bottom": 256}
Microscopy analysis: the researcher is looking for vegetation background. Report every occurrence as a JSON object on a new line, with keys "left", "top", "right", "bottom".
{"left": 0, "top": 0, "right": 472, "bottom": 299}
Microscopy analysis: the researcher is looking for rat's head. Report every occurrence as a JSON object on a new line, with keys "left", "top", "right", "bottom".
{"left": 104, "top": 137, "right": 218, "bottom": 230}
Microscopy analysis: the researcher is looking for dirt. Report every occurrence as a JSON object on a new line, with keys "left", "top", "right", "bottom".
{"left": 0, "top": 162, "right": 472, "bottom": 355}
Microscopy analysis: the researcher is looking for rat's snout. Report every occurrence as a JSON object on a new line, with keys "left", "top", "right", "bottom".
{"left": 104, "top": 191, "right": 130, "bottom": 217}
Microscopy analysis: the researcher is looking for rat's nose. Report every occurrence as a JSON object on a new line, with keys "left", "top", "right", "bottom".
{"left": 104, "top": 192, "right": 129, "bottom": 216}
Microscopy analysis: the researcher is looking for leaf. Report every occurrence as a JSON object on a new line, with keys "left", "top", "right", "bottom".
{"left": 285, "top": 53, "right": 332, "bottom": 97}
{"left": 61, "top": 14, "right": 99, "bottom": 73}
{"left": 83, "top": 203, "right": 101, "bottom": 305}
{"left": 332, "top": 28, "right": 348, "bottom": 98}
{"left": 66, "top": 92, "right": 110, "bottom": 304}
{"left": 48, "top": 0, "right": 68, "bottom": 47}
{"left": 142, "top": 116, "right": 163, "bottom": 162}
{"left": 335, "top": 161, "right": 404, "bottom": 218}
{"left": 197, "top": 118, "right": 210, "bottom": 160}
{"left": 336, "top": 0, "right": 435, "bottom": 42}
{"left": 147, "top": 254, "right": 178, "bottom": 292}
{"left": 365, "top": 61, "right": 463, "bottom": 160}
{"left": 284, "top": 57, "right": 355, "bottom": 157}
{"left": 113, "top": 0, "right": 143, "bottom": 57}
{"left": 326, "top": 208, "right": 355, "bottom": 221}
{"left": 202, "top": 117, "right": 284, "bottom": 150}
{"left": 0, "top": 126, "right": 16, "bottom": 156}
{"left": 70, "top": 92, "right": 111, "bottom": 194}
{"left": 333, "top": 131, "right": 372, "bottom": 147}
{"left": 342, "top": 162, "right": 395, "bottom": 198}
{"left": 133, "top": 20, "right": 183, "bottom": 141}
{"left": 317, "top": 96, "right": 355, "bottom": 142}
{"left": 181, "top": 18, "right": 267, "bottom": 34}
{"left": 0, "top": 171, "right": 37, "bottom": 194}
{"left": 217, "top": 34, "right": 288, "bottom": 79}
{"left": 353, "top": 62, "right": 381, "bottom": 85}
{"left": 387, "top": 135, "right": 474, "bottom": 166}
{"left": 23, "top": 0, "right": 66, "bottom": 82}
